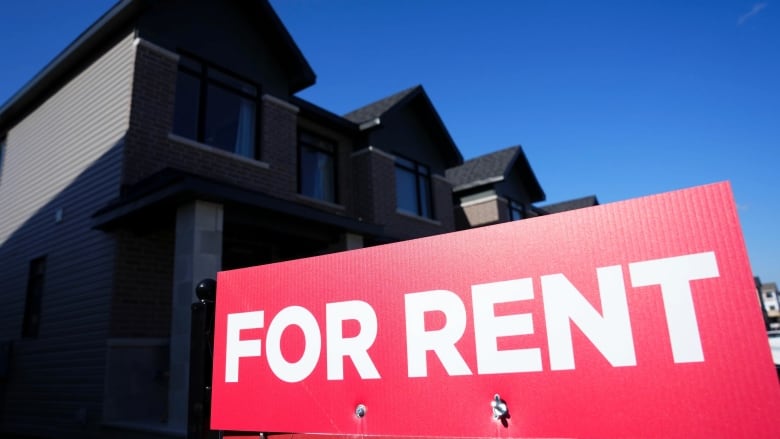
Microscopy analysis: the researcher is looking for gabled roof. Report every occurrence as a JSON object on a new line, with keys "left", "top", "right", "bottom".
{"left": 344, "top": 86, "right": 419, "bottom": 125}
{"left": 291, "top": 96, "right": 359, "bottom": 133}
{"left": 539, "top": 195, "right": 599, "bottom": 214}
{"left": 344, "top": 85, "right": 463, "bottom": 167}
{"left": 0, "top": 0, "right": 315, "bottom": 130}
{"left": 446, "top": 145, "right": 545, "bottom": 202}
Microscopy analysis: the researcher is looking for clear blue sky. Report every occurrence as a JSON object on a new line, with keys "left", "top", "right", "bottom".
{"left": 1, "top": 1, "right": 778, "bottom": 284}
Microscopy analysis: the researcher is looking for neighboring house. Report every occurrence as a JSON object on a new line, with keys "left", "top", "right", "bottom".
{"left": 0, "top": 1, "right": 465, "bottom": 437}
{"left": 344, "top": 85, "right": 463, "bottom": 241}
{"left": 445, "top": 145, "right": 545, "bottom": 230}
{"left": 761, "top": 282, "right": 780, "bottom": 329}
{"left": 538, "top": 195, "right": 599, "bottom": 214}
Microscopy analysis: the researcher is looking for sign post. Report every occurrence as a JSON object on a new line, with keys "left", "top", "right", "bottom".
{"left": 211, "top": 182, "right": 780, "bottom": 438}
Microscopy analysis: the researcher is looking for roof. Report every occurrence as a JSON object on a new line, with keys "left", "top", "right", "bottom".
{"left": 0, "top": 0, "right": 315, "bottom": 131}
{"left": 344, "top": 85, "right": 463, "bottom": 167}
{"left": 344, "top": 86, "right": 419, "bottom": 124}
{"left": 540, "top": 195, "right": 600, "bottom": 214}
{"left": 446, "top": 145, "right": 546, "bottom": 202}
{"left": 291, "top": 96, "right": 359, "bottom": 133}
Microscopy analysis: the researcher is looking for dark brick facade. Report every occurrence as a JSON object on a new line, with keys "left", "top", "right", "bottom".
{"left": 352, "top": 147, "right": 455, "bottom": 241}
{"left": 123, "top": 42, "right": 302, "bottom": 202}
{"left": 110, "top": 223, "right": 175, "bottom": 338}
{"left": 351, "top": 147, "right": 394, "bottom": 224}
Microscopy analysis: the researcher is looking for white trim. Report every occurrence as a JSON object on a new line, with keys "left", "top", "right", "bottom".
{"left": 459, "top": 194, "right": 503, "bottom": 208}
{"left": 133, "top": 38, "right": 180, "bottom": 62}
{"left": 262, "top": 94, "right": 300, "bottom": 114}
{"left": 350, "top": 146, "right": 395, "bottom": 161}
{"left": 358, "top": 118, "right": 381, "bottom": 131}
{"left": 396, "top": 209, "right": 442, "bottom": 226}
{"left": 168, "top": 133, "right": 271, "bottom": 169}
{"left": 453, "top": 176, "right": 505, "bottom": 192}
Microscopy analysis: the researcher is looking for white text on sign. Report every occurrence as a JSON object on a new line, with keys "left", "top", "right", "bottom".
{"left": 224, "top": 251, "right": 718, "bottom": 383}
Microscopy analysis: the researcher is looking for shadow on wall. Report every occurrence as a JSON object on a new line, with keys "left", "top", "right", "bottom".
{"left": 0, "top": 138, "right": 174, "bottom": 436}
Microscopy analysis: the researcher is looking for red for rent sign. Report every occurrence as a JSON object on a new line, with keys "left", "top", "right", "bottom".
{"left": 211, "top": 182, "right": 780, "bottom": 438}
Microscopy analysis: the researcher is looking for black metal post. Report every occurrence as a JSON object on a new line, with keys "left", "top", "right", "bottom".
{"left": 188, "top": 278, "right": 218, "bottom": 439}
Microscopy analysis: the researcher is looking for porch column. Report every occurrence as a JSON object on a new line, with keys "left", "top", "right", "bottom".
{"left": 343, "top": 232, "right": 364, "bottom": 250}
{"left": 168, "top": 200, "right": 223, "bottom": 430}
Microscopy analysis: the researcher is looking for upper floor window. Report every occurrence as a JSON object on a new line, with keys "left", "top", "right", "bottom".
{"left": 173, "top": 56, "right": 259, "bottom": 159}
{"left": 298, "top": 131, "right": 336, "bottom": 203}
{"left": 22, "top": 256, "right": 46, "bottom": 338}
{"left": 509, "top": 200, "right": 524, "bottom": 221}
{"left": 395, "top": 156, "right": 432, "bottom": 218}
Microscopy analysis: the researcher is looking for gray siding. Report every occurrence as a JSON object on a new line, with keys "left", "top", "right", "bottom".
{"left": 0, "top": 31, "right": 136, "bottom": 436}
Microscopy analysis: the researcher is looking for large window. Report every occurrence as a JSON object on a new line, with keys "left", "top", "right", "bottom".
{"left": 173, "top": 56, "right": 259, "bottom": 159}
{"left": 298, "top": 131, "right": 336, "bottom": 203}
{"left": 509, "top": 200, "right": 524, "bottom": 221}
{"left": 395, "top": 156, "right": 432, "bottom": 218}
{"left": 22, "top": 256, "right": 46, "bottom": 338}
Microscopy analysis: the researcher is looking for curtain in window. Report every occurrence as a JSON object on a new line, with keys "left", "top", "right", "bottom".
{"left": 316, "top": 153, "right": 334, "bottom": 201}
{"left": 234, "top": 98, "right": 256, "bottom": 158}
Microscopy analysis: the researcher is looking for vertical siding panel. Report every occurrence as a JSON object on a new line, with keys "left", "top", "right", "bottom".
{"left": 0, "top": 31, "right": 136, "bottom": 436}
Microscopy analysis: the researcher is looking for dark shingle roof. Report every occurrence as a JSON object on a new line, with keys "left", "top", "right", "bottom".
{"left": 344, "top": 85, "right": 463, "bottom": 167}
{"left": 540, "top": 195, "right": 599, "bottom": 214}
{"left": 446, "top": 146, "right": 519, "bottom": 188}
{"left": 446, "top": 145, "right": 545, "bottom": 202}
{"left": 343, "top": 85, "right": 420, "bottom": 124}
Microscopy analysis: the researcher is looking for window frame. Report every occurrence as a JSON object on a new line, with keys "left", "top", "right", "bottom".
{"left": 297, "top": 130, "right": 338, "bottom": 204}
{"left": 22, "top": 256, "right": 46, "bottom": 338}
{"left": 509, "top": 199, "right": 524, "bottom": 221}
{"left": 395, "top": 155, "right": 434, "bottom": 219}
{"left": 173, "top": 54, "right": 261, "bottom": 159}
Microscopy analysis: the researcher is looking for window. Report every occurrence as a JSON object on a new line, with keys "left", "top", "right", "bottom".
{"left": 509, "top": 200, "right": 524, "bottom": 221}
{"left": 22, "top": 256, "right": 46, "bottom": 338}
{"left": 395, "top": 156, "right": 432, "bottom": 218}
{"left": 298, "top": 131, "right": 336, "bottom": 203}
{"left": 173, "top": 56, "right": 259, "bottom": 158}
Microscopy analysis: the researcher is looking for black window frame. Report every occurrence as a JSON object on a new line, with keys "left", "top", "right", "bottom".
{"left": 22, "top": 256, "right": 46, "bottom": 338}
{"left": 395, "top": 155, "right": 434, "bottom": 219}
{"left": 509, "top": 199, "right": 524, "bottom": 221}
{"left": 297, "top": 130, "right": 338, "bottom": 204}
{"left": 173, "top": 54, "right": 261, "bottom": 159}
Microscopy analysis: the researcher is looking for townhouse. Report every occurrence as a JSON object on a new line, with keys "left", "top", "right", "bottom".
{"left": 0, "top": 1, "right": 563, "bottom": 437}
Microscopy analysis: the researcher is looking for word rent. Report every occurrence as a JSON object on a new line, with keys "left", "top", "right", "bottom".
{"left": 224, "top": 251, "right": 718, "bottom": 383}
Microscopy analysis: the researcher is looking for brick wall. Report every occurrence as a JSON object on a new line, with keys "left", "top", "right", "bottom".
{"left": 260, "top": 96, "right": 297, "bottom": 195}
{"left": 110, "top": 222, "right": 175, "bottom": 338}
{"left": 351, "top": 147, "right": 394, "bottom": 224}
{"left": 432, "top": 175, "right": 455, "bottom": 231}
{"left": 122, "top": 40, "right": 178, "bottom": 188}
{"left": 123, "top": 40, "right": 301, "bottom": 201}
{"left": 353, "top": 147, "right": 456, "bottom": 241}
